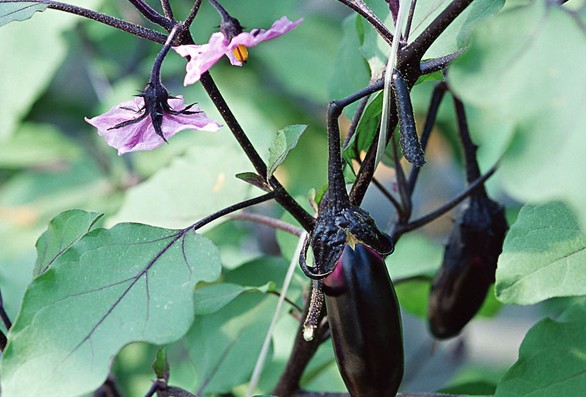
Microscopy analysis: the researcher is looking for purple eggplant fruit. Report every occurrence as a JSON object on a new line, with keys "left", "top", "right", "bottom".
{"left": 323, "top": 244, "right": 403, "bottom": 397}
{"left": 428, "top": 194, "right": 508, "bottom": 339}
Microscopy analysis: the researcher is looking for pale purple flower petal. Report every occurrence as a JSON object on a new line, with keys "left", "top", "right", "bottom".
{"left": 230, "top": 17, "right": 303, "bottom": 48}
{"left": 174, "top": 16, "right": 303, "bottom": 86}
{"left": 85, "top": 96, "right": 221, "bottom": 156}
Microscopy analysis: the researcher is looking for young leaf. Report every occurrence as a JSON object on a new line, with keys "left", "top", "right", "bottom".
{"left": 1, "top": 223, "right": 221, "bottom": 397}
{"left": 267, "top": 124, "right": 308, "bottom": 179}
{"left": 495, "top": 301, "right": 586, "bottom": 396}
{"left": 236, "top": 172, "right": 271, "bottom": 192}
{"left": 343, "top": 92, "right": 383, "bottom": 165}
{"left": 34, "top": 209, "right": 103, "bottom": 276}
{"left": 0, "top": 3, "right": 47, "bottom": 27}
{"left": 152, "top": 347, "right": 169, "bottom": 381}
{"left": 496, "top": 202, "right": 586, "bottom": 305}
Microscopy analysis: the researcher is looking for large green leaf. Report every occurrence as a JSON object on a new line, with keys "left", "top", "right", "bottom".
{"left": 357, "top": 0, "right": 504, "bottom": 74}
{"left": 410, "top": 0, "right": 505, "bottom": 59}
{"left": 1, "top": 223, "right": 221, "bottom": 397}
{"left": 449, "top": 0, "right": 586, "bottom": 228}
{"left": 34, "top": 209, "right": 103, "bottom": 276}
{"left": 0, "top": 123, "right": 81, "bottom": 168}
{"left": 387, "top": 232, "right": 443, "bottom": 280}
{"left": 496, "top": 202, "right": 586, "bottom": 305}
{"left": 179, "top": 257, "right": 292, "bottom": 394}
{"left": 194, "top": 282, "right": 275, "bottom": 315}
{"left": 0, "top": 2, "right": 46, "bottom": 27}
{"left": 327, "top": 14, "right": 370, "bottom": 114}
{"left": 495, "top": 301, "right": 586, "bottom": 396}
{"left": 110, "top": 139, "right": 256, "bottom": 229}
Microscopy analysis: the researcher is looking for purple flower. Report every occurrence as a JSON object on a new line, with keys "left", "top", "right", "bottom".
{"left": 174, "top": 16, "right": 303, "bottom": 85}
{"left": 85, "top": 95, "right": 221, "bottom": 155}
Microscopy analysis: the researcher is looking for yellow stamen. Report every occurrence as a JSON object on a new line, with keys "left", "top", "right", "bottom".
{"left": 232, "top": 45, "right": 248, "bottom": 63}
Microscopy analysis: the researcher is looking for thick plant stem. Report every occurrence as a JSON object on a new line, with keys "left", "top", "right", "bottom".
{"left": 199, "top": 72, "right": 315, "bottom": 232}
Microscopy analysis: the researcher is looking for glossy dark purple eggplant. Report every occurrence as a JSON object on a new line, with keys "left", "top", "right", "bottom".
{"left": 323, "top": 244, "right": 403, "bottom": 397}
{"left": 428, "top": 194, "right": 508, "bottom": 339}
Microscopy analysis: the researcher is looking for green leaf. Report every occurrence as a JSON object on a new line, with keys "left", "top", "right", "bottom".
{"left": 185, "top": 260, "right": 286, "bottom": 393}
{"left": 0, "top": 123, "right": 80, "bottom": 168}
{"left": 410, "top": 0, "right": 505, "bottom": 59}
{"left": 496, "top": 202, "right": 586, "bottom": 305}
{"left": 0, "top": 2, "right": 47, "bottom": 27}
{"left": 328, "top": 14, "right": 370, "bottom": 116}
{"left": 357, "top": 0, "right": 392, "bottom": 78}
{"left": 267, "top": 124, "right": 308, "bottom": 178}
{"left": 111, "top": 139, "right": 256, "bottom": 229}
{"left": 34, "top": 209, "right": 103, "bottom": 276}
{"left": 1, "top": 223, "right": 221, "bottom": 397}
{"left": 0, "top": 0, "right": 102, "bottom": 139}
{"left": 235, "top": 172, "right": 271, "bottom": 192}
{"left": 387, "top": 233, "right": 443, "bottom": 280}
{"left": 194, "top": 282, "right": 276, "bottom": 316}
{"left": 343, "top": 92, "right": 383, "bottom": 165}
{"left": 152, "top": 347, "right": 169, "bottom": 381}
{"left": 184, "top": 296, "right": 274, "bottom": 393}
{"left": 495, "top": 301, "right": 586, "bottom": 397}
{"left": 449, "top": 0, "right": 586, "bottom": 229}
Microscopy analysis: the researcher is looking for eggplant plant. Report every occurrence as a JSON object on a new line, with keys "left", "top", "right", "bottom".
{"left": 0, "top": 0, "right": 585, "bottom": 397}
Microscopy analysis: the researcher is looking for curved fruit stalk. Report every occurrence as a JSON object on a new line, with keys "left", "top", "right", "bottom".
{"left": 323, "top": 244, "right": 404, "bottom": 397}
{"left": 428, "top": 194, "right": 509, "bottom": 339}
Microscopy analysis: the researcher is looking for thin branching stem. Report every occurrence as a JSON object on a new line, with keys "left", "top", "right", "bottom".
{"left": 401, "top": 0, "right": 473, "bottom": 66}
{"left": 342, "top": 94, "right": 370, "bottom": 155}
{"left": 336, "top": 0, "right": 394, "bottom": 44}
{"left": 189, "top": 193, "right": 276, "bottom": 232}
{"left": 228, "top": 212, "right": 303, "bottom": 237}
{"left": 126, "top": 0, "right": 174, "bottom": 30}
{"left": 420, "top": 50, "right": 464, "bottom": 75}
{"left": 149, "top": 24, "right": 181, "bottom": 85}
{"left": 394, "top": 164, "right": 497, "bottom": 236}
{"left": 1, "top": 0, "right": 167, "bottom": 43}
{"left": 184, "top": 0, "right": 203, "bottom": 29}
{"left": 199, "top": 72, "right": 315, "bottom": 231}
{"left": 268, "top": 290, "right": 303, "bottom": 312}
{"left": 407, "top": 81, "right": 447, "bottom": 194}
{"left": 453, "top": 95, "right": 483, "bottom": 184}
{"left": 391, "top": 134, "right": 411, "bottom": 222}
{"left": 160, "top": 0, "right": 174, "bottom": 20}
{"left": 0, "top": 290, "right": 12, "bottom": 331}
{"left": 404, "top": 0, "right": 419, "bottom": 42}
{"left": 371, "top": 176, "right": 403, "bottom": 214}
